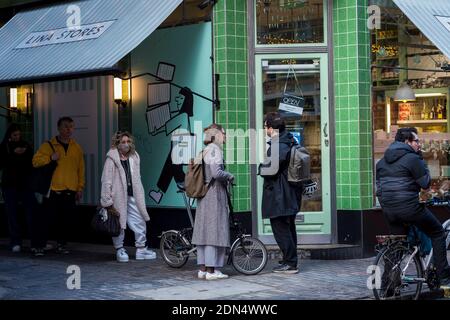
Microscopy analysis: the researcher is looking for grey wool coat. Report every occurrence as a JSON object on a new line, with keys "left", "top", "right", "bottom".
{"left": 100, "top": 149, "right": 150, "bottom": 229}
{"left": 191, "top": 143, "right": 234, "bottom": 248}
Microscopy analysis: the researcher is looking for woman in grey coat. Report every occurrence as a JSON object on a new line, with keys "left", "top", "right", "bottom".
{"left": 192, "top": 124, "right": 234, "bottom": 280}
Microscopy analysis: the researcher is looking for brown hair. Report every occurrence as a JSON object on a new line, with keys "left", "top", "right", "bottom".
{"left": 203, "top": 123, "right": 225, "bottom": 146}
{"left": 111, "top": 131, "right": 136, "bottom": 155}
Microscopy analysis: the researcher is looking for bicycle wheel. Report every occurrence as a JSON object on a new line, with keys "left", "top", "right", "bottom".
{"left": 230, "top": 236, "right": 268, "bottom": 275}
{"left": 160, "top": 230, "right": 190, "bottom": 268}
{"left": 372, "top": 244, "right": 423, "bottom": 300}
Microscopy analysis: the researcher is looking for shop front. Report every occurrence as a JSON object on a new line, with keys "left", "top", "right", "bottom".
{"left": 0, "top": 0, "right": 218, "bottom": 246}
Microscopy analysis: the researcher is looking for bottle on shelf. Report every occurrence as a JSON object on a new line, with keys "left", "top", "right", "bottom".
{"left": 437, "top": 104, "right": 443, "bottom": 119}
{"left": 423, "top": 103, "right": 429, "bottom": 120}
{"left": 421, "top": 103, "right": 426, "bottom": 120}
{"left": 429, "top": 105, "right": 435, "bottom": 120}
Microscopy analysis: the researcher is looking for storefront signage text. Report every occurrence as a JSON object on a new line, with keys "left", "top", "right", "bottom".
{"left": 15, "top": 20, "right": 115, "bottom": 49}
{"left": 436, "top": 15, "right": 450, "bottom": 33}
{"left": 279, "top": 93, "right": 304, "bottom": 116}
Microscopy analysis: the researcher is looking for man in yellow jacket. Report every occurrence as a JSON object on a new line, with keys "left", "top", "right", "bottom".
{"left": 33, "top": 117, "right": 85, "bottom": 254}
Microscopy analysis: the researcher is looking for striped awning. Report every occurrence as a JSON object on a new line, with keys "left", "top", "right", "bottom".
{"left": 394, "top": 0, "right": 450, "bottom": 60}
{"left": 0, "top": 0, "right": 182, "bottom": 85}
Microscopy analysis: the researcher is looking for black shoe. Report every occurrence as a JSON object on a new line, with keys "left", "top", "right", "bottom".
{"left": 272, "top": 264, "right": 299, "bottom": 274}
{"left": 56, "top": 245, "right": 69, "bottom": 254}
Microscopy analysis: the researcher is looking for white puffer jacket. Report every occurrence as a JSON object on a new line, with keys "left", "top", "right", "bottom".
{"left": 100, "top": 148, "right": 150, "bottom": 229}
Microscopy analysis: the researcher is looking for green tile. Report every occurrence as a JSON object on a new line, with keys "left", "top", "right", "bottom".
{"left": 351, "top": 197, "right": 360, "bottom": 209}
{"left": 235, "top": 11, "right": 245, "bottom": 23}
{"left": 342, "top": 185, "right": 351, "bottom": 197}
{"left": 225, "top": 10, "right": 235, "bottom": 24}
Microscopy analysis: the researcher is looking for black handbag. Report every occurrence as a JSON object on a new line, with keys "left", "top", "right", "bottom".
{"left": 30, "top": 141, "right": 57, "bottom": 195}
{"left": 91, "top": 206, "right": 121, "bottom": 237}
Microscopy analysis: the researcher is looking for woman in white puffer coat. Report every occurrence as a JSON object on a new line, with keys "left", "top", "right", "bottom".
{"left": 100, "top": 131, "right": 155, "bottom": 262}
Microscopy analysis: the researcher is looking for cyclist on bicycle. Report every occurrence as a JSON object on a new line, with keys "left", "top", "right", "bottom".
{"left": 376, "top": 127, "right": 450, "bottom": 289}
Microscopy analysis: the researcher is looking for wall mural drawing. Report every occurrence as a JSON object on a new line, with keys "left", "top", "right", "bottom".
{"left": 147, "top": 62, "right": 197, "bottom": 204}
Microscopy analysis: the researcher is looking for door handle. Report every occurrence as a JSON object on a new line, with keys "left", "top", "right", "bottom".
{"left": 323, "top": 122, "right": 329, "bottom": 147}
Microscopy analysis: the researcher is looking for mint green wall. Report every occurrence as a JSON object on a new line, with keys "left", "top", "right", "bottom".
{"left": 333, "top": 0, "right": 374, "bottom": 210}
{"left": 213, "top": 0, "right": 250, "bottom": 212}
{"left": 131, "top": 22, "right": 213, "bottom": 208}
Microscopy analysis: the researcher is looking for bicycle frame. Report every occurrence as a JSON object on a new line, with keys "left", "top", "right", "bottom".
{"left": 394, "top": 218, "right": 450, "bottom": 285}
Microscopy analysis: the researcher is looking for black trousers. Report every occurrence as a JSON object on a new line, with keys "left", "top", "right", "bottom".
{"left": 45, "top": 190, "right": 76, "bottom": 246}
{"left": 270, "top": 214, "right": 298, "bottom": 268}
{"left": 384, "top": 205, "right": 450, "bottom": 281}
{"left": 2, "top": 187, "right": 41, "bottom": 248}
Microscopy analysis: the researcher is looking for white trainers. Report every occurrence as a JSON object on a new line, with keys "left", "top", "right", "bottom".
{"left": 198, "top": 270, "right": 207, "bottom": 279}
{"left": 116, "top": 248, "right": 129, "bottom": 262}
{"left": 136, "top": 247, "right": 156, "bottom": 260}
{"left": 205, "top": 270, "right": 229, "bottom": 280}
{"left": 11, "top": 245, "right": 21, "bottom": 253}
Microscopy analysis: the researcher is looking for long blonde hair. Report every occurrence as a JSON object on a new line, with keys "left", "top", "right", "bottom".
{"left": 111, "top": 131, "right": 136, "bottom": 156}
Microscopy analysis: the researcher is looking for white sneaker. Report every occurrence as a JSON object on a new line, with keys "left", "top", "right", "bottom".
{"left": 116, "top": 248, "right": 129, "bottom": 262}
{"left": 11, "top": 245, "right": 21, "bottom": 253}
{"left": 198, "top": 270, "right": 207, "bottom": 279}
{"left": 206, "top": 270, "right": 229, "bottom": 280}
{"left": 136, "top": 247, "right": 156, "bottom": 260}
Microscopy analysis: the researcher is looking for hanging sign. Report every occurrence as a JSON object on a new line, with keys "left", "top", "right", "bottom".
{"left": 279, "top": 93, "right": 304, "bottom": 116}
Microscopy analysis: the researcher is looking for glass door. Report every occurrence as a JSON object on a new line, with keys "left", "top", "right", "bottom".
{"left": 255, "top": 53, "right": 331, "bottom": 243}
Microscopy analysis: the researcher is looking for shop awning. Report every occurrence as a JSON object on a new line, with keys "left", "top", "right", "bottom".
{"left": 393, "top": 0, "right": 450, "bottom": 60}
{"left": 0, "top": 0, "right": 182, "bottom": 85}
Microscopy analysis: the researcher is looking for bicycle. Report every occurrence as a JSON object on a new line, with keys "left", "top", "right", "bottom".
{"left": 159, "top": 182, "right": 268, "bottom": 275}
{"left": 371, "top": 198, "right": 450, "bottom": 300}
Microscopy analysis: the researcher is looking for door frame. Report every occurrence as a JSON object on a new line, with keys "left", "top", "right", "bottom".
{"left": 254, "top": 53, "right": 332, "bottom": 244}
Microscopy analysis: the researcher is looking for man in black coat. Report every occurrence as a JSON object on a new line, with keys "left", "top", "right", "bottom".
{"left": 376, "top": 127, "right": 450, "bottom": 288}
{"left": 259, "top": 112, "right": 300, "bottom": 274}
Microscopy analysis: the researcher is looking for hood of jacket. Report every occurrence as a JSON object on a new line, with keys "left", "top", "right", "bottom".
{"left": 269, "top": 130, "right": 293, "bottom": 147}
{"left": 384, "top": 141, "right": 417, "bottom": 164}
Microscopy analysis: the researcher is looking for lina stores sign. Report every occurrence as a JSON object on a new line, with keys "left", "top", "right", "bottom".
{"left": 14, "top": 20, "right": 115, "bottom": 49}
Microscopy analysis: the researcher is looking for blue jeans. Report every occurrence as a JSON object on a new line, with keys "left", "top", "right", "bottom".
{"left": 2, "top": 188, "right": 41, "bottom": 248}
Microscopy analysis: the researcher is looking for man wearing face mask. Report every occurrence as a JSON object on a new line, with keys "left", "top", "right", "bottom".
{"left": 100, "top": 131, "right": 154, "bottom": 262}
{"left": 33, "top": 117, "right": 85, "bottom": 254}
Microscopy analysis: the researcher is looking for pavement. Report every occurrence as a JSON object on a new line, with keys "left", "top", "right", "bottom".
{"left": 0, "top": 239, "right": 447, "bottom": 300}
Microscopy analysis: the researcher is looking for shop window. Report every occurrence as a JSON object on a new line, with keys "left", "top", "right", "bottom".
{"left": 371, "top": 1, "right": 450, "bottom": 204}
{"left": 255, "top": 0, "right": 325, "bottom": 46}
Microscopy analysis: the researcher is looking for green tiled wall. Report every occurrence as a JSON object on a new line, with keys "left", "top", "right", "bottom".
{"left": 213, "top": 0, "right": 250, "bottom": 212}
{"left": 334, "top": 0, "right": 374, "bottom": 210}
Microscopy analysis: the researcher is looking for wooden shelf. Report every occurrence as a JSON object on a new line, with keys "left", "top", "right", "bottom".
{"left": 397, "top": 119, "right": 447, "bottom": 125}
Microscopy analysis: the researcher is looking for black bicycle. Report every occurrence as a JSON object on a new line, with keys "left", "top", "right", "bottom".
{"left": 371, "top": 198, "right": 450, "bottom": 300}
{"left": 159, "top": 182, "right": 268, "bottom": 275}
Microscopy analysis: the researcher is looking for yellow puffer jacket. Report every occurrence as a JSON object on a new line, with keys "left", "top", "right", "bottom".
{"left": 32, "top": 137, "right": 85, "bottom": 192}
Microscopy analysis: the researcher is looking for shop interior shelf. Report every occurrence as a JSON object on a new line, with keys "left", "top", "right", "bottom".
{"left": 397, "top": 119, "right": 447, "bottom": 125}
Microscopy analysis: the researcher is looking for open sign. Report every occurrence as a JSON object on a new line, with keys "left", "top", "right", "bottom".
{"left": 279, "top": 93, "right": 304, "bottom": 116}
